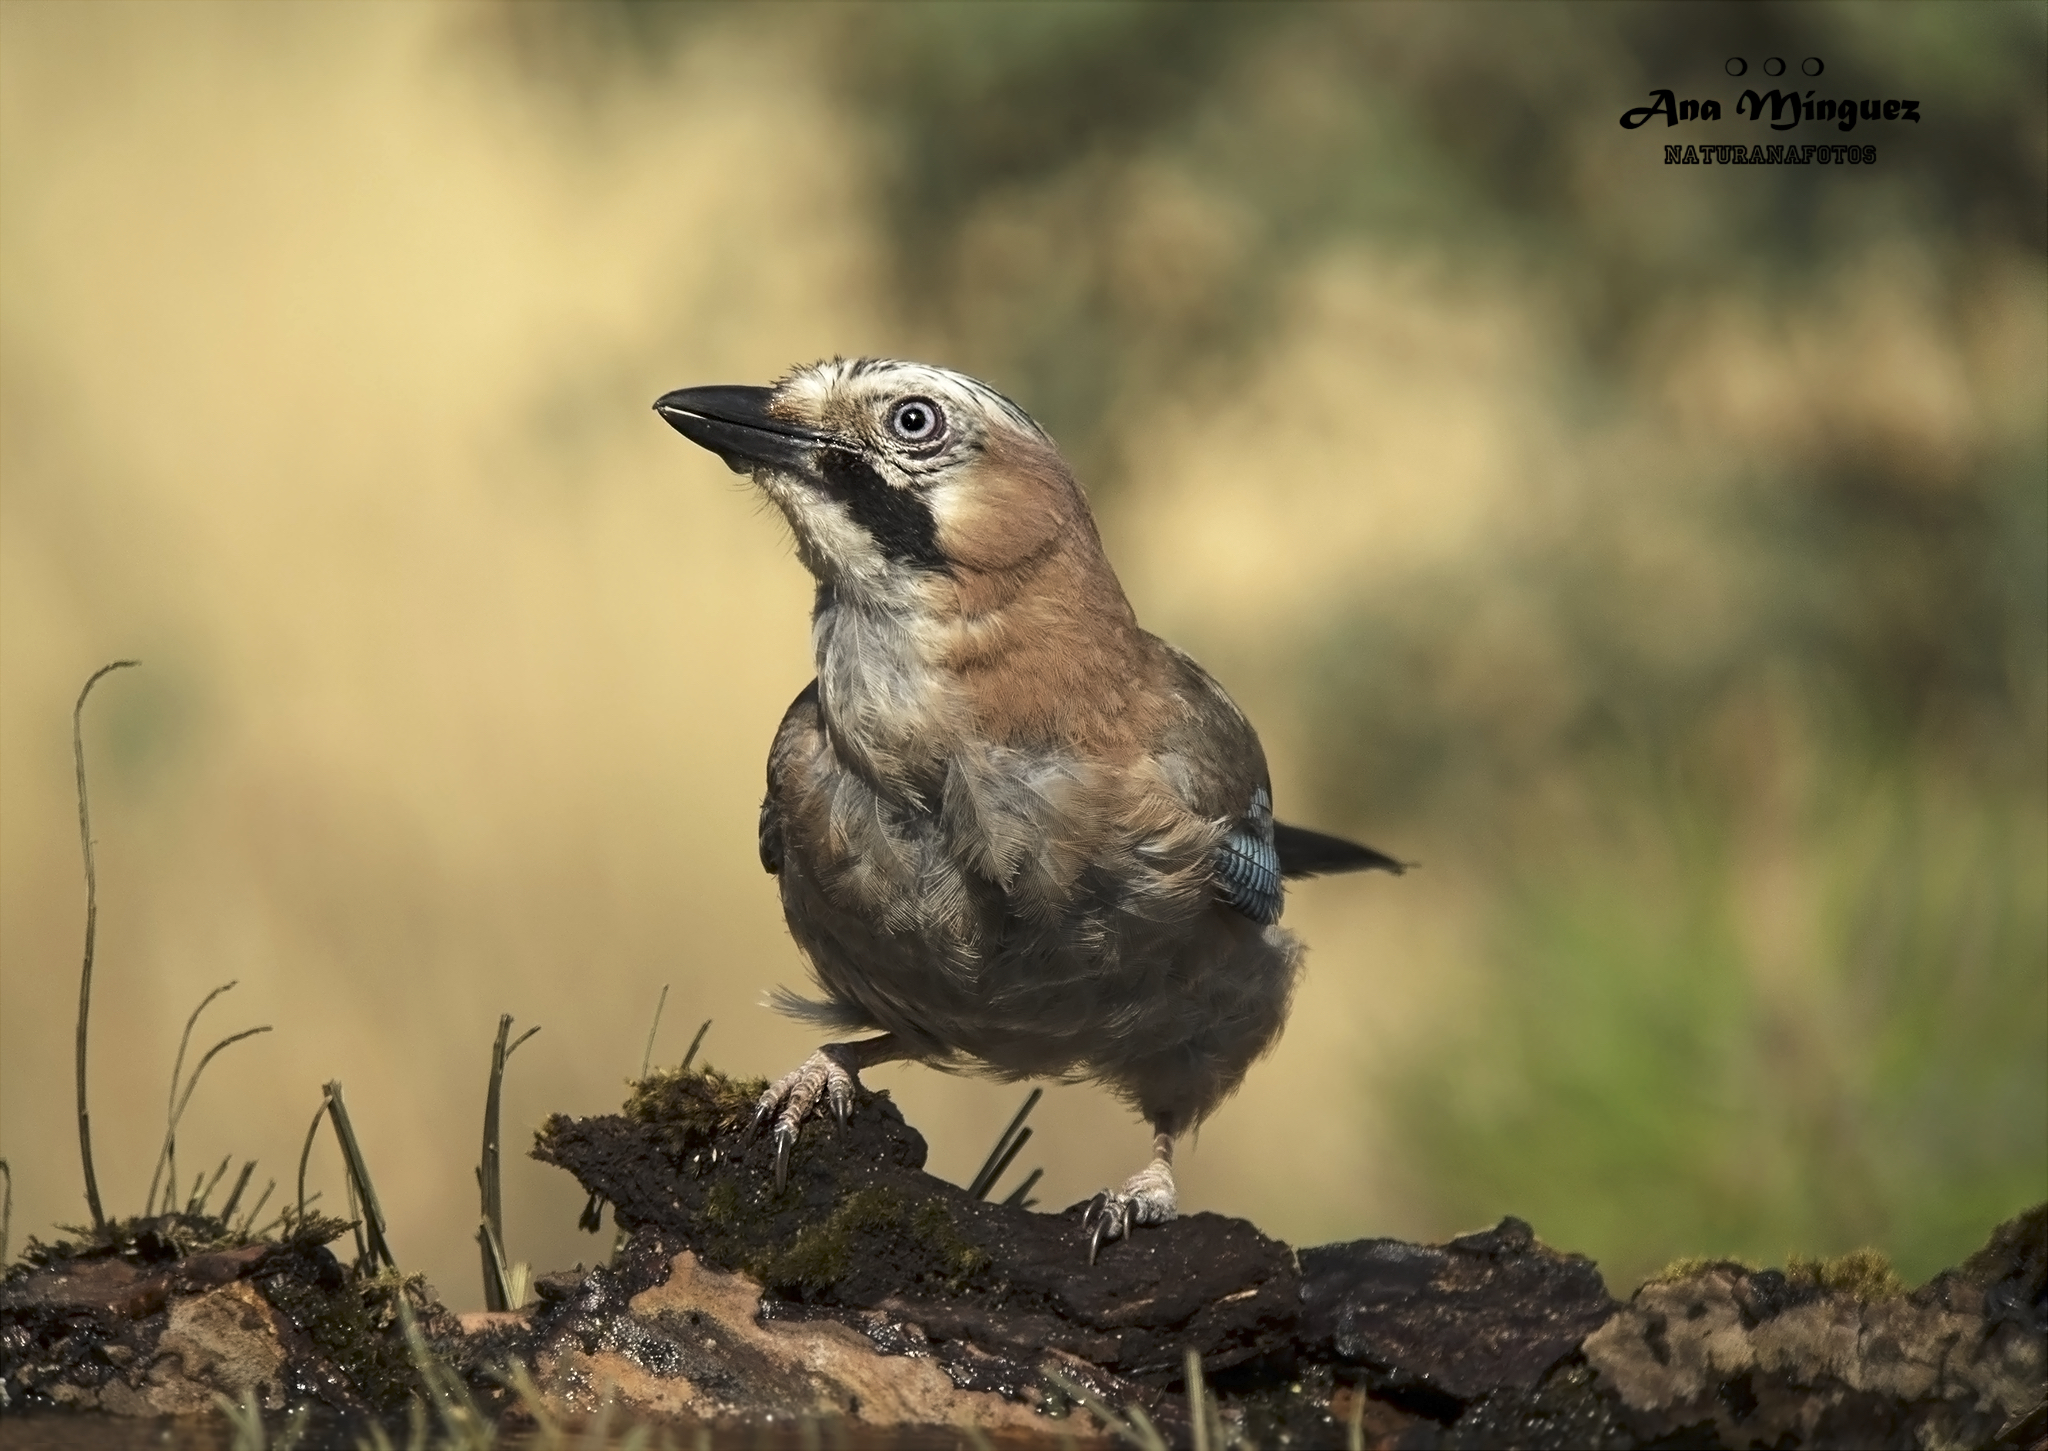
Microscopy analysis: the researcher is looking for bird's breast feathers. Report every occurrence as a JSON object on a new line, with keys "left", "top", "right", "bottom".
{"left": 767, "top": 610, "right": 1271, "bottom": 953}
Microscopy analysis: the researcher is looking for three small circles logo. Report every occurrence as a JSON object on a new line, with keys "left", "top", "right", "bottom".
{"left": 1726, "top": 57, "right": 1827, "bottom": 78}
{"left": 1622, "top": 56, "right": 1917, "bottom": 167}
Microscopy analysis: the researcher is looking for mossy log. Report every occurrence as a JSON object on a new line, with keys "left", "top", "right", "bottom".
{"left": 526, "top": 1066, "right": 2044, "bottom": 1449}
{"left": 3, "top": 1068, "right": 2041, "bottom": 1449}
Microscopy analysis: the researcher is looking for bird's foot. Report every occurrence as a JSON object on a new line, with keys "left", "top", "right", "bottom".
{"left": 1081, "top": 1155, "right": 1177, "bottom": 1264}
{"left": 752, "top": 1044, "right": 864, "bottom": 1191}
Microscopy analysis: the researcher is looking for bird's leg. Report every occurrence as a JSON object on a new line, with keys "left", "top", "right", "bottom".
{"left": 1081, "top": 1116, "right": 1179, "bottom": 1264}
{"left": 753, "top": 1034, "right": 906, "bottom": 1191}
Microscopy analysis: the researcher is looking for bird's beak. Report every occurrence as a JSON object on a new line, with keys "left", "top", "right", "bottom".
{"left": 653, "top": 385, "right": 834, "bottom": 476}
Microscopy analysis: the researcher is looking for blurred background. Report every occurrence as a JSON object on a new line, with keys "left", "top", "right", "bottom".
{"left": 2, "top": 1, "right": 2042, "bottom": 1310}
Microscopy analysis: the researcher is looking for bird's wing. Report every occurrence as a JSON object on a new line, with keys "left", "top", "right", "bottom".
{"left": 760, "top": 678, "right": 822, "bottom": 876}
{"left": 1150, "top": 642, "right": 1404, "bottom": 923}
{"left": 1149, "top": 643, "right": 1287, "bottom": 925}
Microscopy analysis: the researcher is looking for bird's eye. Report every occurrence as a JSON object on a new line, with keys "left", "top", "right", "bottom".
{"left": 888, "top": 397, "right": 944, "bottom": 444}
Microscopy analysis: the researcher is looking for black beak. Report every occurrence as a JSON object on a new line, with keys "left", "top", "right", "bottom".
{"left": 653, "top": 385, "right": 833, "bottom": 475}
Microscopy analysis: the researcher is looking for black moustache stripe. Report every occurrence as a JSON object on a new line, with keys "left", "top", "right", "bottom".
{"left": 816, "top": 449, "right": 949, "bottom": 573}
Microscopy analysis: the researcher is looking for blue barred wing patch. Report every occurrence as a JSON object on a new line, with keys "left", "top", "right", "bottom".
{"left": 1214, "top": 785, "right": 1283, "bottom": 925}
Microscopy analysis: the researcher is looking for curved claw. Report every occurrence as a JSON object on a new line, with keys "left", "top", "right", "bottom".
{"left": 1080, "top": 1153, "right": 1176, "bottom": 1265}
{"left": 752, "top": 1043, "right": 870, "bottom": 1191}
{"left": 773, "top": 1127, "right": 795, "bottom": 1192}
{"left": 1081, "top": 1191, "right": 1126, "bottom": 1266}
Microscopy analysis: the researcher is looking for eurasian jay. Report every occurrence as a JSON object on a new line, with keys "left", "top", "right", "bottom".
{"left": 655, "top": 358, "right": 1401, "bottom": 1258}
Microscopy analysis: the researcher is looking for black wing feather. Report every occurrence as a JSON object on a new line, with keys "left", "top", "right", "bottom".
{"left": 758, "top": 795, "right": 783, "bottom": 875}
{"left": 759, "top": 679, "right": 821, "bottom": 876}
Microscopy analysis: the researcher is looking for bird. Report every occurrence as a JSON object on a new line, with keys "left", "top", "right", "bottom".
{"left": 653, "top": 358, "right": 1402, "bottom": 1259}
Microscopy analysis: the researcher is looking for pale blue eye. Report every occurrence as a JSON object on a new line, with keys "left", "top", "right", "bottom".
{"left": 890, "top": 397, "right": 942, "bottom": 442}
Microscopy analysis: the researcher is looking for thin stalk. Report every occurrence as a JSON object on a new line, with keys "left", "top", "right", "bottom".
{"left": 1000, "top": 1166, "right": 1045, "bottom": 1209}
{"left": 1184, "top": 1347, "right": 1212, "bottom": 1451}
{"left": 341, "top": 1155, "right": 367, "bottom": 1270}
{"left": 186, "top": 1152, "right": 233, "bottom": 1216}
{"left": 323, "top": 1081, "right": 396, "bottom": 1273}
{"left": 148, "top": 980, "right": 238, "bottom": 1213}
{"left": 217, "top": 1159, "right": 257, "bottom": 1223}
{"left": 253, "top": 1189, "right": 313, "bottom": 1244}
{"left": 968, "top": 1087, "right": 1042, "bottom": 1199}
{"left": 1, "top": 1158, "right": 12, "bottom": 1265}
{"left": 232, "top": 1177, "right": 274, "bottom": 1238}
{"left": 977, "top": 1128, "right": 1033, "bottom": 1201}
{"left": 639, "top": 985, "right": 669, "bottom": 1080}
{"left": 476, "top": 1014, "right": 539, "bottom": 1311}
{"left": 678, "top": 1018, "right": 712, "bottom": 1074}
{"left": 478, "top": 1212, "right": 511, "bottom": 1314}
{"left": 295, "top": 1099, "right": 325, "bottom": 1220}
{"left": 73, "top": 658, "right": 138, "bottom": 1230}
{"left": 151, "top": 1021, "right": 272, "bottom": 1215}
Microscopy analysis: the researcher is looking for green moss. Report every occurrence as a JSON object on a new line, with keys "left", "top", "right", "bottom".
{"left": 617, "top": 1063, "right": 770, "bottom": 1159}
{"left": 625, "top": 1062, "right": 767, "bottom": 1130}
{"left": 11, "top": 1208, "right": 350, "bottom": 1278}
{"left": 742, "top": 1189, "right": 990, "bottom": 1296}
{"left": 1642, "top": 1247, "right": 1904, "bottom": 1300}
{"left": 1787, "top": 1247, "right": 1905, "bottom": 1301}
{"left": 1645, "top": 1256, "right": 1717, "bottom": 1285}
{"left": 910, "top": 1199, "right": 990, "bottom": 1289}
{"left": 1643, "top": 1254, "right": 1755, "bottom": 1287}
{"left": 533, "top": 1063, "right": 772, "bottom": 1171}
{"left": 702, "top": 1180, "right": 742, "bottom": 1230}
{"left": 754, "top": 1188, "right": 904, "bottom": 1291}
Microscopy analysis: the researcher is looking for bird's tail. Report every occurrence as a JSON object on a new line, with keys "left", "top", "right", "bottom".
{"left": 1272, "top": 821, "right": 1409, "bottom": 877}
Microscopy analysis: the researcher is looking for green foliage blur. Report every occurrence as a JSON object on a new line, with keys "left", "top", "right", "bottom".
{"left": 531, "top": 1, "right": 2043, "bottom": 1285}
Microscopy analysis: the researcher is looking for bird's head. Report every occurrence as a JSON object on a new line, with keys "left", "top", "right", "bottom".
{"left": 655, "top": 358, "right": 1096, "bottom": 604}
